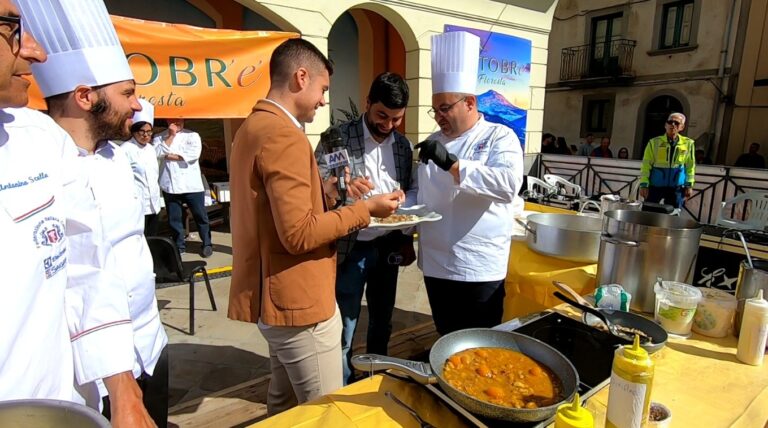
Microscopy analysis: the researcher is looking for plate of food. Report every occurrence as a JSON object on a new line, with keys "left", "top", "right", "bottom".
{"left": 368, "top": 204, "right": 442, "bottom": 230}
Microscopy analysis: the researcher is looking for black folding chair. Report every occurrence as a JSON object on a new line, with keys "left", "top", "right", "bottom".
{"left": 146, "top": 237, "right": 217, "bottom": 335}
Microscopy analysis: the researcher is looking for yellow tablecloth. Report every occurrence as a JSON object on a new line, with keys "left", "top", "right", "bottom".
{"left": 251, "top": 373, "right": 467, "bottom": 428}
{"left": 252, "top": 312, "right": 768, "bottom": 428}
{"left": 503, "top": 203, "right": 598, "bottom": 321}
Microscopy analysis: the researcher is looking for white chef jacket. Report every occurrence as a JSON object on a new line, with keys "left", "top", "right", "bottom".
{"left": 357, "top": 119, "right": 418, "bottom": 241}
{"left": 417, "top": 115, "right": 524, "bottom": 282}
{"left": 71, "top": 142, "right": 167, "bottom": 403}
{"left": 121, "top": 138, "right": 162, "bottom": 215}
{"left": 0, "top": 108, "right": 79, "bottom": 402}
{"left": 155, "top": 129, "right": 204, "bottom": 194}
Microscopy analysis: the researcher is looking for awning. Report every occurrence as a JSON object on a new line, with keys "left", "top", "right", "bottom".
{"left": 27, "top": 16, "right": 299, "bottom": 118}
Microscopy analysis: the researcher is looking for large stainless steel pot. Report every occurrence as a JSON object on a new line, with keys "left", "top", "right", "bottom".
{"left": 352, "top": 328, "right": 579, "bottom": 423}
{"left": 597, "top": 210, "right": 703, "bottom": 313}
{"left": 0, "top": 399, "right": 111, "bottom": 427}
{"left": 516, "top": 213, "right": 602, "bottom": 263}
{"left": 734, "top": 259, "right": 768, "bottom": 335}
{"left": 600, "top": 194, "right": 642, "bottom": 213}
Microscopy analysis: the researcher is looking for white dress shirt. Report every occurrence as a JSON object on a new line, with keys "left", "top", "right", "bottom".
{"left": 417, "top": 115, "right": 524, "bottom": 282}
{"left": 155, "top": 129, "right": 204, "bottom": 194}
{"left": 71, "top": 142, "right": 167, "bottom": 404}
{"left": 356, "top": 120, "right": 417, "bottom": 241}
{"left": 0, "top": 108, "right": 79, "bottom": 402}
{"left": 122, "top": 138, "right": 161, "bottom": 215}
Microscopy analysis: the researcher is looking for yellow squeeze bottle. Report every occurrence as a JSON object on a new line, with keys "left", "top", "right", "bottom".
{"left": 605, "top": 335, "right": 655, "bottom": 428}
{"left": 555, "top": 393, "right": 594, "bottom": 428}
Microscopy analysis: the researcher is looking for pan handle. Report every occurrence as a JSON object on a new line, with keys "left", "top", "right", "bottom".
{"left": 601, "top": 233, "right": 639, "bottom": 247}
{"left": 515, "top": 218, "right": 536, "bottom": 237}
{"left": 351, "top": 354, "right": 437, "bottom": 385}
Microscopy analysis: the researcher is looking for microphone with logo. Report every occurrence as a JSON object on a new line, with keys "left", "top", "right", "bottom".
{"left": 321, "top": 127, "right": 349, "bottom": 209}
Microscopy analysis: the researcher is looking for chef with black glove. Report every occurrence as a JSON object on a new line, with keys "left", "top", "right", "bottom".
{"left": 415, "top": 31, "right": 524, "bottom": 335}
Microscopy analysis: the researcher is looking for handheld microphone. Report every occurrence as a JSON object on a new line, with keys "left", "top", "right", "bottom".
{"left": 321, "top": 127, "right": 349, "bottom": 207}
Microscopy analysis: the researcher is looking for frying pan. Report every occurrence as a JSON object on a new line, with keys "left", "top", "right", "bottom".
{"left": 552, "top": 291, "right": 667, "bottom": 354}
{"left": 351, "top": 328, "right": 579, "bottom": 423}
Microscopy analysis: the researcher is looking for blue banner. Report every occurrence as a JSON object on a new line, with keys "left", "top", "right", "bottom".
{"left": 445, "top": 25, "right": 532, "bottom": 147}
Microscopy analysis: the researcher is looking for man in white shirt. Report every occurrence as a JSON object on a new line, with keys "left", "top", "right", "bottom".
{"left": 154, "top": 119, "right": 212, "bottom": 257}
{"left": 416, "top": 31, "right": 524, "bottom": 335}
{"left": 19, "top": 0, "right": 168, "bottom": 426}
{"left": 315, "top": 72, "right": 417, "bottom": 385}
{"left": 0, "top": 0, "right": 80, "bottom": 402}
{"left": 122, "top": 99, "right": 161, "bottom": 236}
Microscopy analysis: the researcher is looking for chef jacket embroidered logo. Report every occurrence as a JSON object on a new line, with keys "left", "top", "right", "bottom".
{"left": 33, "top": 216, "right": 65, "bottom": 247}
{"left": 43, "top": 247, "right": 67, "bottom": 279}
{"left": 472, "top": 139, "right": 490, "bottom": 160}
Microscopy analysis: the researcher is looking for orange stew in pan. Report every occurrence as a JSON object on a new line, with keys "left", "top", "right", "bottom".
{"left": 443, "top": 347, "right": 563, "bottom": 409}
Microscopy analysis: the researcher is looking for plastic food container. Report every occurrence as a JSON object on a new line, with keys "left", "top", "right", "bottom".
{"left": 654, "top": 281, "right": 703, "bottom": 336}
{"left": 692, "top": 288, "right": 737, "bottom": 337}
{"left": 595, "top": 284, "right": 632, "bottom": 311}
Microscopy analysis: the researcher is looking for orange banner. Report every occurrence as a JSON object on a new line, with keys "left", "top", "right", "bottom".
{"left": 28, "top": 16, "right": 299, "bottom": 118}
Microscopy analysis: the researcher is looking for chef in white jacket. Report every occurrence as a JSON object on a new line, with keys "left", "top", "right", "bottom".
{"left": 0, "top": 3, "right": 78, "bottom": 401}
{"left": 18, "top": 1, "right": 168, "bottom": 427}
{"left": 154, "top": 119, "right": 212, "bottom": 257}
{"left": 122, "top": 99, "right": 162, "bottom": 236}
{"left": 415, "top": 31, "right": 524, "bottom": 335}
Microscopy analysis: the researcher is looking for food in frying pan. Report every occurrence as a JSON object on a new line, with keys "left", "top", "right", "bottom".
{"left": 443, "top": 347, "right": 563, "bottom": 409}
{"left": 592, "top": 322, "right": 652, "bottom": 343}
{"left": 372, "top": 214, "right": 419, "bottom": 224}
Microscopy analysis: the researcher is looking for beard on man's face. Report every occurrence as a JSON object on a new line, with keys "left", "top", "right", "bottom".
{"left": 364, "top": 113, "right": 393, "bottom": 140}
{"left": 89, "top": 96, "right": 133, "bottom": 141}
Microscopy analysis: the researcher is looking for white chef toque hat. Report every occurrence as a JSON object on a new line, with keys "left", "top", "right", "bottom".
{"left": 15, "top": 0, "right": 134, "bottom": 98}
{"left": 132, "top": 99, "right": 154, "bottom": 126}
{"left": 431, "top": 31, "right": 480, "bottom": 95}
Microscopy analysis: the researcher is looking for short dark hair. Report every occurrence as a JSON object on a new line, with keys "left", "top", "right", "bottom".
{"left": 269, "top": 38, "right": 333, "bottom": 86}
{"left": 368, "top": 72, "right": 409, "bottom": 109}
{"left": 45, "top": 84, "right": 109, "bottom": 117}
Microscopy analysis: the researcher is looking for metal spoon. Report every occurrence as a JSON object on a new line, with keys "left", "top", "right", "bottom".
{"left": 553, "top": 291, "right": 648, "bottom": 342}
{"left": 736, "top": 231, "right": 754, "bottom": 269}
{"left": 553, "top": 281, "right": 592, "bottom": 307}
{"left": 385, "top": 391, "right": 435, "bottom": 428}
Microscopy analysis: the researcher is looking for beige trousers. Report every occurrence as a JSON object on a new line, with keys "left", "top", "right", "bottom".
{"left": 258, "top": 306, "right": 343, "bottom": 415}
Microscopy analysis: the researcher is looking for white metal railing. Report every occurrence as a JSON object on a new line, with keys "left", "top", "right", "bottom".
{"left": 535, "top": 154, "right": 768, "bottom": 224}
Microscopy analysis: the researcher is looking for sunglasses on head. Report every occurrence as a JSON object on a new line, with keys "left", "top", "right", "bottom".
{"left": 666, "top": 120, "right": 681, "bottom": 126}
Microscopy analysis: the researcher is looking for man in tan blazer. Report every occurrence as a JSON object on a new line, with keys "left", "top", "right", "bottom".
{"left": 228, "top": 38, "right": 401, "bottom": 415}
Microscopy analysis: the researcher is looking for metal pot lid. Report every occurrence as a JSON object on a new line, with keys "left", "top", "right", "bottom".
{"left": 604, "top": 210, "right": 701, "bottom": 231}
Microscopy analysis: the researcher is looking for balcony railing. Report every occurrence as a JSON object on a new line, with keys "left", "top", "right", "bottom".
{"left": 560, "top": 39, "right": 637, "bottom": 82}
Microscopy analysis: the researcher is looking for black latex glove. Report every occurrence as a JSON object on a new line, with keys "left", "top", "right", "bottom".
{"left": 414, "top": 139, "right": 458, "bottom": 171}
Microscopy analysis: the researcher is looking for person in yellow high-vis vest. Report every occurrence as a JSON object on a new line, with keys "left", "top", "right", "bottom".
{"left": 639, "top": 112, "right": 696, "bottom": 208}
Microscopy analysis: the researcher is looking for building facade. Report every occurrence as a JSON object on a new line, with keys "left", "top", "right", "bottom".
{"left": 543, "top": 0, "right": 747, "bottom": 163}
{"left": 105, "top": 0, "right": 560, "bottom": 164}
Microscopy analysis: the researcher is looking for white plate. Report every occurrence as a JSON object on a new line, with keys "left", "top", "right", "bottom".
{"left": 368, "top": 205, "right": 442, "bottom": 230}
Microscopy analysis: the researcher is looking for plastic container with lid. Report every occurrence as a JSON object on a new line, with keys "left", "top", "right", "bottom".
{"left": 654, "top": 281, "right": 703, "bottom": 336}
{"left": 555, "top": 392, "right": 594, "bottom": 428}
{"left": 736, "top": 289, "right": 768, "bottom": 366}
{"left": 692, "top": 288, "right": 737, "bottom": 337}
{"left": 605, "top": 335, "right": 655, "bottom": 428}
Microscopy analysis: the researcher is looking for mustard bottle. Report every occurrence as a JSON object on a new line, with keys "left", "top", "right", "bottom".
{"left": 736, "top": 289, "right": 768, "bottom": 366}
{"left": 605, "top": 335, "right": 654, "bottom": 428}
{"left": 555, "top": 392, "right": 594, "bottom": 428}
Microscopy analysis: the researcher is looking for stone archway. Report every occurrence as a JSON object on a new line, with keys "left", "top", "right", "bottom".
{"left": 328, "top": 6, "right": 416, "bottom": 133}
{"left": 634, "top": 91, "right": 690, "bottom": 158}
